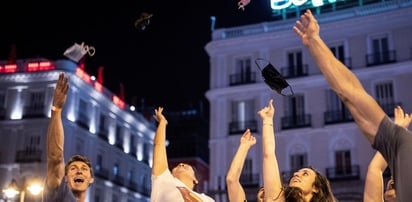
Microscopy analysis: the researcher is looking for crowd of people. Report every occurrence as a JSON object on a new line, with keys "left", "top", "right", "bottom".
{"left": 43, "top": 8, "right": 411, "bottom": 202}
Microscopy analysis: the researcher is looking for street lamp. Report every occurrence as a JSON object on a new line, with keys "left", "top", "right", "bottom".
{"left": 2, "top": 178, "right": 44, "bottom": 202}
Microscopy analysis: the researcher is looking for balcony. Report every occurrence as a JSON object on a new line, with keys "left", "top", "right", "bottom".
{"left": 324, "top": 109, "right": 354, "bottom": 124}
{"left": 366, "top": 50, "right": 396, "bottom": 67}
{"left": 326, "top": 165, "right": 360, "bottom": 181}
{"left": 280, "top": 65, "right": 309, "bottom": 79}
{"left": 94, "top": 167, "right": 110, "bottom": 180}
{"left": 23, "top": 105, "right": 46, "bottom": 118}
{"left": 229, "top": 120, "right": 257, "bottom": 134}
{"left": 380, "top": 102, "right": 402, "bottom": 117}
{"left": 15, "top": 150, "right": 42, "bottom": 163}
{"left": 127, "top": 180, "right": 138, "bottom": 192}
{"left": 281, "top": 114, "right": 312, "bottom": 129}
{"left": 239, "top": 173, "right": 260, "bottom": 187}
{"left": 112, "top": 175, "right": 124, "bottom": 186}
{"left": 229, "top": 72, "right": 257, "bottom": 86}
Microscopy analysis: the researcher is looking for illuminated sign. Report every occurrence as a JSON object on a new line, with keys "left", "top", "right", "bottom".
{"left": 271, "top": 0, "right": 335, "bottom": 9}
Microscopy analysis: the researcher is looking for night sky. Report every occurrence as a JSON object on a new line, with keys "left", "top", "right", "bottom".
{"left": 0, "top": 0, "right": 274, "bottom": 110}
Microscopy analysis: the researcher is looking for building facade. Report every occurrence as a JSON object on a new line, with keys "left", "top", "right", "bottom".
{"left": 205, "top": 1, "right": 412, "bottom": 201}
{"left": 0, "top": 58, "right": 155, "bottom": 202}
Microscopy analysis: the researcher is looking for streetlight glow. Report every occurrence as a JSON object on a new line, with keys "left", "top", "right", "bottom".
{"left": 27, "top": 183, "right": 44, "bottom": 195}
{"left": 2, "top": 179, "right": 19, "bottom": 198}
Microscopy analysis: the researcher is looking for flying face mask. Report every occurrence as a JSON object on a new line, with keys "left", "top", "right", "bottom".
{"left": 255, "top": 58, "right": 294, "bottom": 96}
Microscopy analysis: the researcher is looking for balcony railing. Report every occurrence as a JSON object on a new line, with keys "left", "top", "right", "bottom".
{"left": 229, "top": 72, "right": 257, "bottom": 86}
{"left": 281, "top": 114, "right": 312, "bottom": 129}
{"left": 324, "top": 109, "right": 354, "bottom": 124}
{"left": 95, "top": 167, "right": 110, "bottom": 180}
{"left": 380, "top": 102, "right": 402, "bottom": 117}
{"left": 23, "top": 105, "right": 46, "bottom": 118}
{"left": 229, "top": 120, "right": 257, "bottom": 134}
{"left": 112, "top": 175, "right": 125, "bottom": 186}
{"left": 239, "top": 173, "right": 260, "bottom": 187}
{"left": 15, "top": 150, "right": 42, "bottom": 163}
{"left": 366, "top": 50, "right": 397, "bottom": 67}
{"left": 280, "top": 65, "right": 309, "bottom": 78}
{"left": 326, "top": 165, "right": 360, "bottom": 181}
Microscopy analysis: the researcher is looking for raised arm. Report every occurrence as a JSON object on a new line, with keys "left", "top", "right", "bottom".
{"left": 293, "top": 9, "right": 385, "bottom": 144}
{"left": 46, "top": 73, "right": 69, "bottom": 189}
{"left": 226, "top": 129, "right": 256, "bottom": 202}
{"left": 152, "top": 107, "right": 169, "bottom": 176}
{"left": 258, "top": 99, "right": 283, "bottom": 201}
{"left": 363, "top": 151, "right": 387, "bottom": 202}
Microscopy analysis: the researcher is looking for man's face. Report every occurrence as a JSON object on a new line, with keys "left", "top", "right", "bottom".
{"left": 65, "top": 161, "right": 94, "bottom": 192}
{"left": 171, "top": 163, "right": 196, "bottom": 182}
{"left": 288, "top": 168, "right": 318, "bottom": 195}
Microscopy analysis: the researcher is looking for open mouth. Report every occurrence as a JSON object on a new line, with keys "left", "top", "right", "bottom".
{"left": 74, "top": 177, "right": 84, "bottom": 183}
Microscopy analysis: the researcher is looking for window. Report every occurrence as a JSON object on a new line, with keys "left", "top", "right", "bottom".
{"left": 335, "top": 150, "right": 352, "bottom": 175}
{"left": 77, "top": 99, "right": 90, "bottom": 129}
{"left": 282, "top": 94, "right": 310, "bottom": 128}
{"left": 113, "top": 163, "right": 119, "bottom": 176}
{"left": 0, "top": 92, "right": 5, "bottom": 118}
{"left": 329, "top": 42, "right": 350, "bottom": 68}
{"left": 96, "top": 154, "right": 103, "bottom": 172}
{"left": 115, "top": 124, "right": 123, "bottom": 150}
{"left": 375, "top": 81, "right": 395, "bottom": 115}
{"left": 240, "top": 158, "right": 258, "bottom": 185}
{"left": 232, "top": 57, "right": 253, "bottom": 84}
{"left": 24, "top": 90, "right": 45, "bottom": 117}
{"left": 230, "top": 99, "right": 257, "bottom": 133}
{"left": 290, "top": 153, "right": 307, "bottom": 172}
{"left": 324, "top": 89, "right": 352, "bottom": 124}
{"left": 286, "top": 50, "right": 303, "bottom": 77}
{"left": 367, "top": 33, "right": 395, "bottom": 65}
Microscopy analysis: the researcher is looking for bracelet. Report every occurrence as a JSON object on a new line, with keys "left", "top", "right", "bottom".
{"left": 51, "top": 106, "right": 62, "bottom": 112}
{"left": 263, "top": 122, "right": 273, "bottom": 126}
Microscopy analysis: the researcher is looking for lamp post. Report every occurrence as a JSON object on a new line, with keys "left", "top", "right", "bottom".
{"left": 2, "top": 178, "right": 44, "bottom": 202}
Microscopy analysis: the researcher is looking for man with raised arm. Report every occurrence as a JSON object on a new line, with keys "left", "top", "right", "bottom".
{"left": 43, "top": 73, "right": 94, "bottom": 202}
{"left": 293, "top": 9, "right": 412, "bottom": 201}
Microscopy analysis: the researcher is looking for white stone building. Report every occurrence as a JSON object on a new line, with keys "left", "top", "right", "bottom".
{"left": 205, "top": 1, "right": 412, "bottom": 201}
{"left": 0, "top": 58, "right": 155, "bottom": 202}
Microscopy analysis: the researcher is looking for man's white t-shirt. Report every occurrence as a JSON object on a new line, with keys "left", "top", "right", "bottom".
{"left": 150, "top": 169, "right": 215, "bottom": 202}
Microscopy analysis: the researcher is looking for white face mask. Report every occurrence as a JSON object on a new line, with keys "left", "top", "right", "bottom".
{"left": 63, "top": 42, "right": 95, "bottom": 63}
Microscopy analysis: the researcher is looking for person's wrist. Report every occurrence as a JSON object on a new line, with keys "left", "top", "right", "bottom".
{"left": 51, "top": 106, "right": 62, "bottom": 112}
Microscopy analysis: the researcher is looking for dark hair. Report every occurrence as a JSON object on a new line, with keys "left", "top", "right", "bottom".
{"left": 65, "top": 154, "right": 94, "bottom": 177}
{"left": 284, "top": 166, "right": 337, "bottom": 202}
{"left": 191, "top": 164, "right": 200, "bottom": 191}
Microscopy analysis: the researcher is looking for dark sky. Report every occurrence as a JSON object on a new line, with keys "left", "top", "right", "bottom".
{"left": 1, "top": 0, "right": 274, "bottom": 110}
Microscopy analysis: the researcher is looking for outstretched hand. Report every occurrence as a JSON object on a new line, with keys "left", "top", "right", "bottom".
{"left": 293, "top": 9, "right": 320, "bottom": 47}
{"left": 240, "top": 129, "right": 256, "bottom": 147}
{"left": 394, "top": 106, "right": 412, "bottom": 128}
{"left": 52, "top": 73, "right": 69, "bottom": 109}
{"left": 153, "top": 107, "right": 168, "bottom": 124}
{"left": 258, "top": 99, "right": 275, "bottom": 121}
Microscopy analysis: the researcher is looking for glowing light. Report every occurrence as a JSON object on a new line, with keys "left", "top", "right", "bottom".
{"left": 4, "top": 64, "right": 18, "bottom": 73}
{"left": 113, "top": 96, "right": 125, "bottom": 109}
{"left": 75, "top": 68, "right": 92, "bottom": 84}
{"left": 26, "top": 61, "right": 55, "bottom": 72}
{"left": 94, "top": 82, "right": 103, "bottom": 92}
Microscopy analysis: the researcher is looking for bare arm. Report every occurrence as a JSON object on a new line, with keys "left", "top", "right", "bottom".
{"left": 152, "top": 107, "right": 169, "bottom": 176}
{"left": 258, "top": 99, "right": 284, "bottom": 201}
{"left": 226, "top": 129, "right": 256, "bottom": 202}
{"left": 293, "top": 9, "right": 385, "bottom": 144}
{"left": 363, "top": 151, "right": 387, "bottom": 202}
{"left": 46, "top": 73, "right": 69, "bottom": 189}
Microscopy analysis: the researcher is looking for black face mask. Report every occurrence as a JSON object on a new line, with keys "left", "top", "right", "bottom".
{"left": 255, "top": 58, "right": 294, "bottom": 96}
